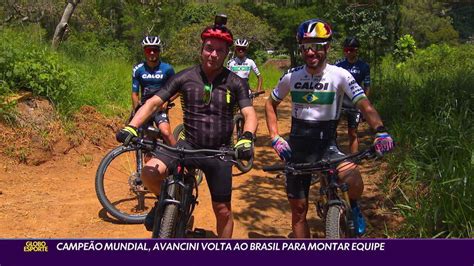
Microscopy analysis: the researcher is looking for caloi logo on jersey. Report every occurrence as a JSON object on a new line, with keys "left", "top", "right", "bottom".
{"left": 142, "top": 73, "right": 164, "bottom": 79}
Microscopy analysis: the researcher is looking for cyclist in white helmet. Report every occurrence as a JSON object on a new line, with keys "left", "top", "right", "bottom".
{"left": 131, "top": 36, "right": 176, "bottom": 146}
{"left": 227, "top": 38, "right": 263, "bottom": 93}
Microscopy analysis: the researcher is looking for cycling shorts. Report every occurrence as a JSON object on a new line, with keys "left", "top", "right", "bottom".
{"left": 130, "top": 105, "right": 170, "bottom": 129}
{"left": 286, "top": 136, "right": 346, "bottom": 199}
{"left": 154, "top": 140, "right": 233, "bottom": 202}
{"left": 341, "top": 109, "right": 361, "bottom": 129}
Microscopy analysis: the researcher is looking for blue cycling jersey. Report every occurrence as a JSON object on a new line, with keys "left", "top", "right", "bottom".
{"left": 335, "top": 58, "right": 370, "bottom": 88}
{"left": 132, "top": 61, "right": 175, "bottom": 104}
{"left": 335, "top": 58, "right": 370, "bottom": 109}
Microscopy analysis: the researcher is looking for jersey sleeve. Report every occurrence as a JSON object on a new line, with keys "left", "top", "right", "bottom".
{"left": 271, "top": 72, "right": 291, "bottom": 102}
{"left": 340, "top": 69, "right": 367, "bottom": 105}
{"left": 250, "top": 60, "right": 261, "bottom": 76}
{"left": 132, "top": 67, "right": 140, "bottom": 93}
{"left": 155, "top": 72, "right": 182, "bottom": 102}
{"left": 362, "top": 63, "right": 371, "bottom": 88}
{"left": 167, "top": 65, "right": 175, "bottom": 78}
{"left": 236, "top": 77, "right": 252, "bottom": 109}
{"left": 226, "top": 59, "right": 233, "bottom": 70}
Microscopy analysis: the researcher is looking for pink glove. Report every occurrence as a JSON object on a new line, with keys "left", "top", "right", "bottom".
{"left": 271, "top": 136, "right": 292, "bottom": 161}
{"left": 374, "top": 132, "right": 394, "bottom": 157}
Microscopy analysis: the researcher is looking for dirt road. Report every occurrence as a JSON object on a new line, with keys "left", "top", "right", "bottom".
{"left": 0, "top": 96, "right": 399, "bottom": 238}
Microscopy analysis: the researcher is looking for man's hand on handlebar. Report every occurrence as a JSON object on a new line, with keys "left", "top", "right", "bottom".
{"left": 116, "top": 125, "right": 138, "bottom": 145}
{"left": 234, "top": 131, "right": 254, "bottom": 160}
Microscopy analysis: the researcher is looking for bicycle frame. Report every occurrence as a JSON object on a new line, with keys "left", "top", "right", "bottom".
{"left": 263, "top": 147, "right": 375, "bottom": 238}
{"left": 133, "top": 138, "right": 239, "bottom": 238}
{"left": 152, "top": 164, "right": 198, "bottom": 238}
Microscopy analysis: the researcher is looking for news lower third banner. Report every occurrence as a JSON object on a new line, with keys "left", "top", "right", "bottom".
{"left": 0, "top": 239, "right": 472, "bottom": 266}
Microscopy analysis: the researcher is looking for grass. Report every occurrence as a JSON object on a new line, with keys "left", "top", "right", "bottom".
{"left": 248, "top": 62, "right": 286, "bottom": 90}
{"left": 373, "top": 44, "right": 474, "bottom": 238}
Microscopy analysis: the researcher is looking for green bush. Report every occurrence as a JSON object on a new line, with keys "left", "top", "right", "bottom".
{"left": 374, "top": 44, "right": 474, "bottom": 238}
{"left": 0, "top": 26, "right": 76, "bottom": 114}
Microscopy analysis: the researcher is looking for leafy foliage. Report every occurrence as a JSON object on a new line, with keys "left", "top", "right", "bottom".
{"left": 393, "top": 34, "right": 417, "bottom": 67}
{"left": 0, "top": 26, "right": 76, "bottom": 114}
{"left": 374, "top": 44, "right": 474, "bottom": 238}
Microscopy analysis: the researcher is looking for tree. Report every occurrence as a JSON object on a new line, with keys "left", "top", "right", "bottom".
{"left": 400, "top": 0, "right": 459, "bottom": 47}
{"left": 52, "top": 0, "right": 81, "bottom": 49}
{"left": 164, "top": 4, "right": 275, "bottom": 65}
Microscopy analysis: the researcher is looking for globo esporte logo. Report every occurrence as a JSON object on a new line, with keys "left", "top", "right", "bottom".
{"left": 24, "top": 241, "right": 48, "bottom": 252}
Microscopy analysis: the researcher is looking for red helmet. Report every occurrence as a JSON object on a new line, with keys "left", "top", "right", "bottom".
{"left": 200, "top": 25, "right": 234, "bottom": 46}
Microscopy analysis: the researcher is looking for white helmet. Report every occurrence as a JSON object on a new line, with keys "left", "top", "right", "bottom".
{"left": 141, "top": 36, "right": 162, "bottom": 48}
{"left": 234, "top": 39, "right": 249, "bottom": 48}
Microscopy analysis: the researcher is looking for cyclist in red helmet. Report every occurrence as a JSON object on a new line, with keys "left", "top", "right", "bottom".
{"left": 265, "top": 19, "right": 394, "bottom": 238}
{"left": 116, "top": 15, "right": 257, "bottom": 238}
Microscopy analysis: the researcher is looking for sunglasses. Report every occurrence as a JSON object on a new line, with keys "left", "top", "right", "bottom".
{"left": 299, "top": 42, "right": 328, "bottom": 52}
{"left": 236, "top": 47, "right": 246, "bottom": 52}
{"left": 344, "top": 47, "right": 358, "bottom": 53}
{"left": 203, "top": 83, "right": 213, "bottom": 105}
{"left": 203, "top": 44, "right": 227, "bottom": 55}
{"left": 144, "top": 47, "right": 160, "bottom": 54}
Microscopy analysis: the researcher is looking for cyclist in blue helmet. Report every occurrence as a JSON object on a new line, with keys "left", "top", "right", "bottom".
{"left": 335, "top": 36, "right": 371, "bottom": 154}
{"left": 265, "top": 19, "right": 394, "bottom": 238}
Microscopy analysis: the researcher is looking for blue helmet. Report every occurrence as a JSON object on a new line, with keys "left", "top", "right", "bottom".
{"left": 296, "top": 19, "right": 333, "bottom": 43}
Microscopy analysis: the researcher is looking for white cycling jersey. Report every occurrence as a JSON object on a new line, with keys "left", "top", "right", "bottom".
{"left": 227, "top": 57, "right": 260, "bottom": 79}
{"left": 271, "top": 64, "right": 367, "bottom": 121}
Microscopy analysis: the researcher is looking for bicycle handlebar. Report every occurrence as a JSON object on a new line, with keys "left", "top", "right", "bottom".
{"left": 132, "top": 137, "right": 239, "bottom": 159}
{"left": 262, "top": 147, "right": 376, "bottom": 173}
{"left": 249, "top": 91, "right": 265, "bottom": 99}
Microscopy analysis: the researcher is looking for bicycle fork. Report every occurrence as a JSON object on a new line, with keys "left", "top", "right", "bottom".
{"left": 315, "top": 171, "right": 356, "bottom": 237}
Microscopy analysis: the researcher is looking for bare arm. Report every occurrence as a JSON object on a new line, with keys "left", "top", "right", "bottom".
{"left": 256, "top": 75, "right": 263, "bottom": 92}
{"left": 265, "top": 97, "right": 281, "bottom": 139}
{"left": 129, "top": 95, "right": 164, "bottom": 128}
{"left": 356, "top": 98, "right": 383, "bottom": 130}
{"left": 131, "top": 92, "right": 140, "bottom": 109}
{"left": 364, "top": 86, "right": 371, "bottom": 98}
{"left": 240, "top": 106, "right": 258, "bottom": 135}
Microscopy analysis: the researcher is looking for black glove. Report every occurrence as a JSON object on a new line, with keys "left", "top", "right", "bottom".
{"left": 234, "top": 131, "right": 254, "bottom": 161}
{"left": 116, "top": 125, "right": 138, "bottom": 145}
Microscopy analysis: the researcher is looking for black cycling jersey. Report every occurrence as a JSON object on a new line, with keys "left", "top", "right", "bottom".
{"left": 156, "top": 65, "right": 251, "bottom": 149}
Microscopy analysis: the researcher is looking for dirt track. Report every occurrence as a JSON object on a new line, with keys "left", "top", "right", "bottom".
{"left": 0, "top": 96, "right": 400, "bottom": 238}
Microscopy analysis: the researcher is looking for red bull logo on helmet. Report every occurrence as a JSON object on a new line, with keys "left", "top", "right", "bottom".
{"left": 304, "top": 21, "right": 331, "bottom": 39}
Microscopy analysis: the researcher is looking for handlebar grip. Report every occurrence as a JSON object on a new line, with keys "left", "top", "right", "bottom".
{"left": 253, "top": 91, "right": 265, "bottom": 97}
{"left": 263, "top": 164, "right": 285, "bottom": 172}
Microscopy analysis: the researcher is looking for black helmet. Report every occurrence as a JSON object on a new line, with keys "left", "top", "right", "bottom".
{"left": 343, "top": 36, "right": 360, "bottom": 48}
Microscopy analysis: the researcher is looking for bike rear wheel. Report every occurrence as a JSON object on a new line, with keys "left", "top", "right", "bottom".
{"left": 95, "top": 145, "right": 155, "bottom": 223}
{"left": 325, "top": 205, "right": 351, "bottom": 239}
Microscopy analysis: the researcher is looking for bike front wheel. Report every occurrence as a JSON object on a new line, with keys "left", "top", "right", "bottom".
{"left": 95, "top": 145, "right": 155, "bottom": 223}
{"left": 325, "top": 205, "right": 352, "bottom": 239}
{"left": 155, "top": 178, "right": 180, "bottom": 238}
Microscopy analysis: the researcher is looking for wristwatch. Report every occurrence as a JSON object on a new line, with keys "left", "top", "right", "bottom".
{"left": 375, "top": 126, "right": 388, "bottom": 133}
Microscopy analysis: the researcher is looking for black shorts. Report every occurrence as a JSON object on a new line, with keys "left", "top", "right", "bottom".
{"left": 130, "top": 105, "right": 170, "bottom": 128}
{"left": 154, "top": 140, "right": 233, "bottom": 203}
{"left": 286, "top": 136, "right": 346, "bottom": 199}
{"left": 342, "top": 109, "right": 361, "bottom": 129}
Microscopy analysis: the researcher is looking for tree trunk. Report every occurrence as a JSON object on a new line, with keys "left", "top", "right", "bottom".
{"left": 52, "top": 0, "right": 80, "bottom": 50}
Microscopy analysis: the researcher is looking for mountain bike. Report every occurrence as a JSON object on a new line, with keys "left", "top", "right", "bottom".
{"left": 128, "top": 137, "right": 242, "bottom": 238}
{"left": 95, "top": 103, "right": 201, "bottom": 224}
{"left": 172, "top": 90, "right": 264, "bottom": 176}
{"left": 263, "top": 147, "right": 376, "bottom": 238}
